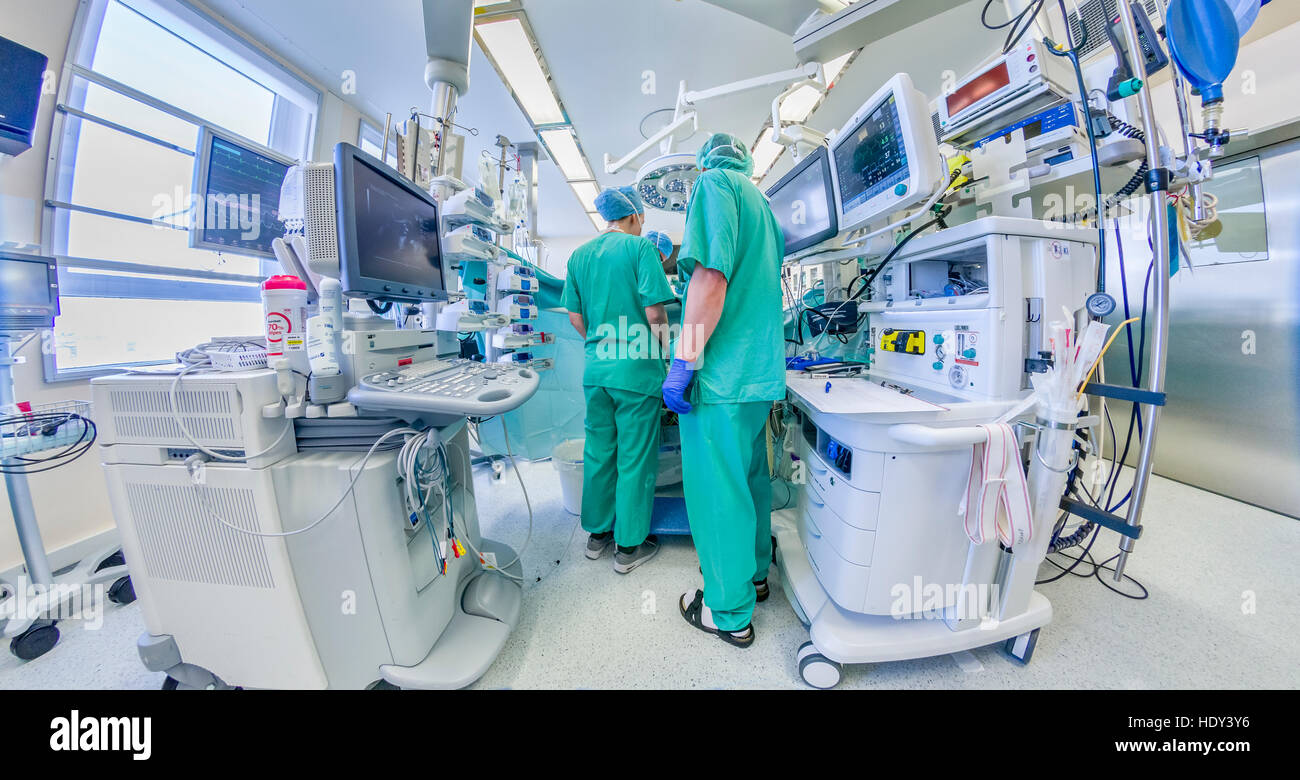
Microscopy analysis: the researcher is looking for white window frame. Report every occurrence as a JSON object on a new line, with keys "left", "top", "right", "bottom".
{"left": 358, "top": 117, "right": 399, "bottom": 168}
{"left": 41, "top": 0, "right": 321, "bottom": 382}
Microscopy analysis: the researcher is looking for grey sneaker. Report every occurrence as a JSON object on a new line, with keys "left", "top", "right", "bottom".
{"left": 613, "top": 536, "right": 660, "bottom": 574}
{"left": 585, "top": 532, "right": 614, "bottom": 560}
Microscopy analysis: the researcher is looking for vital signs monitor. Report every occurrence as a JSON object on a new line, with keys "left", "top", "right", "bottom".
{"left": 829, "top": 73, "right": 943, "bottom": 235}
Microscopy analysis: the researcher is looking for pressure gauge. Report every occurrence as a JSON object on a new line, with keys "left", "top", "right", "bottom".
{"left": 1086, "top": 292, "right": 1117, "bottom": 319}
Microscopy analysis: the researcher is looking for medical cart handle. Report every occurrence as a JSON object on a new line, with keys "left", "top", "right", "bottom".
{"left": 888, "top": 423, "right": 987, "bottom": 449}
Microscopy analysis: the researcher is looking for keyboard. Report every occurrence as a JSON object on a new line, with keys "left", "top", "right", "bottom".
{"left": 347, "top": 359, "right": 540, "bottom": 417}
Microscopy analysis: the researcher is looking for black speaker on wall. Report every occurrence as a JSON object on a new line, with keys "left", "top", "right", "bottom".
{"left": 0, "top": 35, "right": 49, "bottom": 157}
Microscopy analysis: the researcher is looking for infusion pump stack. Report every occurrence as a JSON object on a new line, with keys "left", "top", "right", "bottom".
{"left": 91, "top": 143, "right": 540, "bottom": 690}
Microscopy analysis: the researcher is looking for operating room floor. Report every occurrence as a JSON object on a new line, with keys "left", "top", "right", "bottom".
{"left": 1, "top": 461, "right": 1296, "bottom": 690}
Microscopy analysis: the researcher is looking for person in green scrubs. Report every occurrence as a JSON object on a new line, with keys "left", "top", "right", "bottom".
{"left": 561, "top": 185, "right": 677, "bottom": 574}
{"left": 662, "top": 133, "right": 786, "bottom": 647}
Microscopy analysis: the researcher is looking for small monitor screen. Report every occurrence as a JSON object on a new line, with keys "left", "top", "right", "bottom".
{"left": 351, "top": 157, "right": 443, "bottom": 292}
{"left": 834, "top": 94, "right": 910, "bottom": 214}
{"left": 946, "top": 61, "right": 1011, "bottom": 117}
{"left": 0, "top": 256, "right": 52, "bottom": 307}
{"left": 195, "top": 133, "right": 291, "bottom": 256}
{"left": 767, "top": 149, "right": 835, "bottom": 256}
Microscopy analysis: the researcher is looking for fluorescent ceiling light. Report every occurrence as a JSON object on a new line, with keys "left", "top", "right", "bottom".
{"left": 476, "top": 17, "right": 566, "bottom": 125}
{"left": 780, "top": 85, "right": 823, "bottom": 123}
{"left": 825, "top": 50, "right": 854, "bottom": 85}
{"left": 779, "top": 50, "right": 856, "bottom": 123}
{"left": 751, "top": 132, "right": 784, "bottom": 181}
{"left": 587, "top": 212, "right": 605, "bottom": 231}
{"left": 571, "top": 180, "right": 600, "bottom": 212}
{"left": 539, "top": 128, "right": 592, "bottom": 181}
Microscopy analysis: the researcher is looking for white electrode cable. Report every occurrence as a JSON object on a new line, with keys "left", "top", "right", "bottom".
{"left": 192, "top": 426, "right": 420, "bottom": 538}
{"left": 167, "top": 357, "right": 291, "bottom": 463}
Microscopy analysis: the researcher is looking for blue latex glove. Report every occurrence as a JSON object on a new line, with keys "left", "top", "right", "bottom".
{"left": 662, "top": 358, "right": 696, "bottom": 414}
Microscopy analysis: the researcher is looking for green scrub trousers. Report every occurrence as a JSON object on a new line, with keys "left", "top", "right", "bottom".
{"left": 674, "top": 167, "right": 786, "bottom": 632}
{"left": 580, "top": 386, "right": 662, "bottom": 548}
{"left": 680, "top": 402, "right": 773, "bottom": 631}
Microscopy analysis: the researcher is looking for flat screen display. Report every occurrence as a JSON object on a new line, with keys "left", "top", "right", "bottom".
{"left": 946, "top": 61, "right": 1011, "bottom": 117}
{"left": 195, "top": 133, "right": 291, "bottom": 256}
{"left": 0, "top": 256, "right": 52, "bottom": 307}
{"left": 766, "top": 149, "right": 835, "bottom": 255}
{"left": 833, "top": 94, "right": 910, "bottom": 214}
{"left": 351, "top": 157, "right": 444, "bottom": 292}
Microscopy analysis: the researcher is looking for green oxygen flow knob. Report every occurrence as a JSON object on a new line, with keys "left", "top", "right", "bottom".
{"left": 933, "top": 334, "right": 945, "bottom": 345}
{"left": 932, "top": 361, "right": 944, "bottom": 371}
{"left": 962, "top": 348, "right": 977, "bottom": 360}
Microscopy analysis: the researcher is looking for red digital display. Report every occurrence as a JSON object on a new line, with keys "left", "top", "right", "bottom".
{"left": 946, "top": 62, "right": 1012, "bottom": 117}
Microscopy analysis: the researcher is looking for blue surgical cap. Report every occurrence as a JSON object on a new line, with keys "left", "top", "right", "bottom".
{"left": 645, "top": 230, "right": 674, "bottom": 259}
{"left": 696, "top": 132, "right": 753, "bottom": 176}
{"left": 594, "top": 185, "right": 644, "bottom": 222}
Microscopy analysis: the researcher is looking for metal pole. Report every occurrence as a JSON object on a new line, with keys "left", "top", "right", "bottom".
{"left": 1113, "top": 0, "right": 1172, "bottom": 581}
{"left": 0, "top": 337, "right": 55, "bottom": 585}
{"left": 430, "top": 81, "right": 458, "bottom": 179}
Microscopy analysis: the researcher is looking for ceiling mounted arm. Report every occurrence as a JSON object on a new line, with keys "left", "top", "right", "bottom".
{"left": 421, "top": 0, "right": 475, "bottom": 96}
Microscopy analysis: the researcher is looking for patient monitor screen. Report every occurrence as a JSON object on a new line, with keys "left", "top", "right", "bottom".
{"left": 767, "top": 150, "right": 834, "bottom": 255}
{"left": 352, "top": 158, "right": 444, "bottom": 292}
{"left": 834, "top": 94, "right": 910, "bottom": 214}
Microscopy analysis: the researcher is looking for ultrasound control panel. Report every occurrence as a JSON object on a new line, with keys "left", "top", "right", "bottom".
{"left": 347, "top": 358, "right": 540, "bottom": 417}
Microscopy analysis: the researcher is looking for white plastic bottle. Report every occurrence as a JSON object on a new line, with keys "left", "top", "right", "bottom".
{"left": 318, "top": 277, "right": 343, "bottom": 331}
{"left": 262, "top": 275, "right": 310, "bottom": 375}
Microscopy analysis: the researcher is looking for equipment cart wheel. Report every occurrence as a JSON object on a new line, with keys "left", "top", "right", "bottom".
{"left": 1004, "top": 628, "right": 1040, "bottom": 665}
{"left": 95, "top": 550, "right": 126, "bottom": 571}
{"left": 796, "top": 640, "right": 842, "bottom": 689}
{"left": 10, "top": 620, "right": 59, "bottom": 661}
{"left": 107, "top": 576, "right": 136, "bottom": 605}
{"left": 161, "top": 676, "right": 179, "bottom": 690}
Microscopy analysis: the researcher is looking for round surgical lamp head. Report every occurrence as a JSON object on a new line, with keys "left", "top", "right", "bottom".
{"left": 636, "top": 153, "right": 699, "bottom": 213}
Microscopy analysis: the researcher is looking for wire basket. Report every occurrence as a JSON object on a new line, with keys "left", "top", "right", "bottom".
{"left": 1, "top": 400, "right": 95, "bottom": 460}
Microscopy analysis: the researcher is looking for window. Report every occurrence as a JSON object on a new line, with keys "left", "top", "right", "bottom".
{"left": 43, "top": 0, "right": 319, "bottom": 380}
{"left": 358, "top": 118, "right": 398, "bottom": 168}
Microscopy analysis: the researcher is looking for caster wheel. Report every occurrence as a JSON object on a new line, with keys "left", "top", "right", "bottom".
{"left": 10, "top": 622, "right": 59, "bottom": 661}
{"left": 161, "top": 676, "right": 179, "bottom": 690}
{"left": 1005, "top": 628, "right": 1040, "bottom": 665}
{"left": 95, "top": 550, "right": 126, "bottom": 572}
{"left": 490, "top": 460, "right": 504, "bottom": 481}
{"left": 798, "top": 651, "right": 842, "bottom": 689}
{"left": 107, "top": 576, "right": 136, "bottom": 605}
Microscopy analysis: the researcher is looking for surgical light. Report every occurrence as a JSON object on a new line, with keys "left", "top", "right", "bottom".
{"left": 635, "top": 152, "right": 698, "bottom": 213}
{"left": 476, "top": 17, "right": 566, "bottom": 126}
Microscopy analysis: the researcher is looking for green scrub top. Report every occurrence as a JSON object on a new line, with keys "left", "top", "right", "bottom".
{"left": 676, "top": 168, "right": 787, "bottom": 404}
{"left": 561, "top": 231, "right": 678, "bottom": 397}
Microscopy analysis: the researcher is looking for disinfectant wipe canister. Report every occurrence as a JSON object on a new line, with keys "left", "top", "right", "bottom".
{"left": 262, "top": 275, "right": 309, "bottom": 374}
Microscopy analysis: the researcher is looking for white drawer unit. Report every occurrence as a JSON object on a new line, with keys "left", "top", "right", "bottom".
{"left": 800, "top": 479, "right": 877, "bottom": 566}
{"left": 801, "top": 508, "right": 873, "bottom": 614}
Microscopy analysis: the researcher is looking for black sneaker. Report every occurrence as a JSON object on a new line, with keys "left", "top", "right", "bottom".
{"left": 755, "top": 578, "right": 770, "bottom": 603}
{"left": 585, "top": 531, "right": 613, "bottom": 560}
{"left": 613, "top": 536, "right": 660, "bottom": 574}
